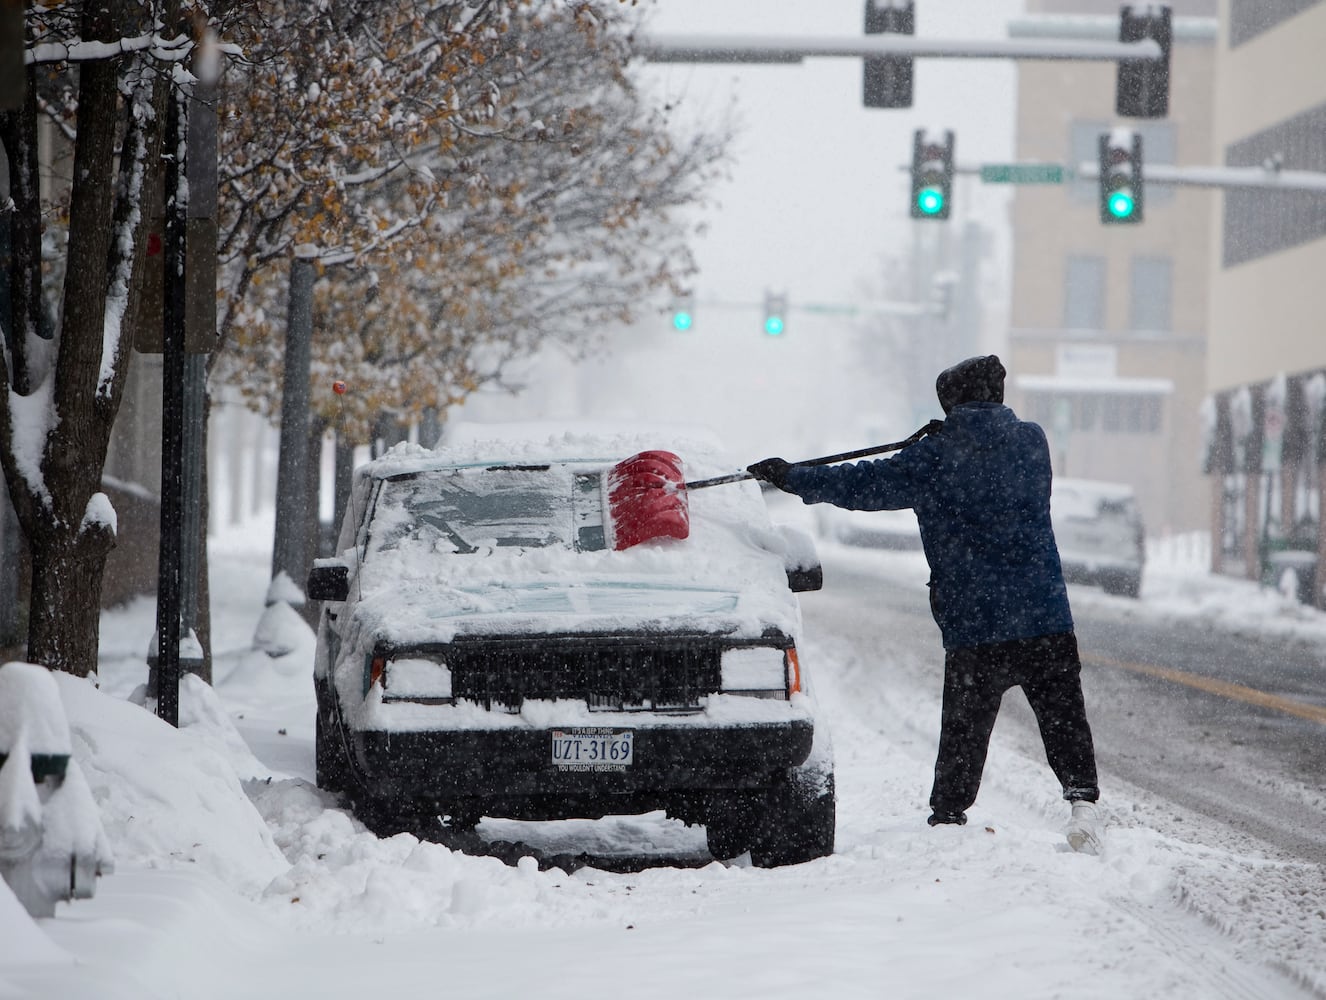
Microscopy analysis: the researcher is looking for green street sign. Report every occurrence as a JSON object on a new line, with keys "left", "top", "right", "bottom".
{"left": 979, "top": 163, "right": 1066, "bottom": 185}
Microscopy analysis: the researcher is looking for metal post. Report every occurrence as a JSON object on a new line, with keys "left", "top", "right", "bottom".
{"left": 0, "top": 163, "right": 17, "bottom": 650}
{"left": 0, "top": 0, "right": 22, "bottom": 113}
{"left": 154, "top": 86, "right": 186, "bottom": 727}
{"left": 333, "top": 431, "right": 353, "bottom": 544}
{"left": 179, "top": 353, "right": 205, "bottom": 630}
{"left": 271, "top": 255, "right": 314, "bottom": 592}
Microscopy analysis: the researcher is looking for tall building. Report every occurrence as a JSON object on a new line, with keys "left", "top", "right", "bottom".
{"left": 1004, "top": 2, "right": 1218, "bottom": 537}
{"left": 1203, "top": 0, "right": 1326, "bottom": 606}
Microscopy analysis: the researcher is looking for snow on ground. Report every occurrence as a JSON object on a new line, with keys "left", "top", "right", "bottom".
{"left": 2, "top": 515, "right": 1325, "bottom": 999}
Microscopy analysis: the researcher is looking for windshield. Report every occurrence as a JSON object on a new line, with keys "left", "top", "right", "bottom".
{"left": 365, "top": 466, "right": 590, "bottom": 557}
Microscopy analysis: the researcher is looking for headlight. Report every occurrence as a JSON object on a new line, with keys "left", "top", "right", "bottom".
{"left": 720, "top": 646, "right": 794, "bottom": 699}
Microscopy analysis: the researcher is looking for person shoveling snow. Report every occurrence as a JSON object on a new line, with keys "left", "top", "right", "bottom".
{"left": 747, "top": 355, "right": 1103, "bottom": 854}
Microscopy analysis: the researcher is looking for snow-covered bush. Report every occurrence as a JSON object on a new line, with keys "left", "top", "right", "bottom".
{"left": 0, "top": 662, "right": 113, "bottom": 918}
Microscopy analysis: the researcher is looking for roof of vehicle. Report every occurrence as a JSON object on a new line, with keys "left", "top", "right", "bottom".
{"left": 1051, "top": 478, "right": 1140, "bottom": 520}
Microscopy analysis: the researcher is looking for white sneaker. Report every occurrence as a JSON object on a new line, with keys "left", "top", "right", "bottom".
{"left": 1066, "top": 801, "right": 1102, "bottom": 855}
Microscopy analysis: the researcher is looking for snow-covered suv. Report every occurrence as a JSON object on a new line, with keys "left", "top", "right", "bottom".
{"left": 1050, "top": 478, "right": 1146, "bottom": 599}
{"left": 306, "top": 429, "right": 835, "bottom": 867}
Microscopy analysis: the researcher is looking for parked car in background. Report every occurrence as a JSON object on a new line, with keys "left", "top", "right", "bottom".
{"left": 815, "top": 504, "right": 924, "bottom": 551}
{"left": 306, "top": 427, "right": 835, "bottom": 867}
{"left": 1051, "top": 478, "right": 1146, "bottom": 599}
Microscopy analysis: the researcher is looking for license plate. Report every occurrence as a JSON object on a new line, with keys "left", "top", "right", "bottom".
{"left": 550, "top": 728, "right": 634, "bottom": 771}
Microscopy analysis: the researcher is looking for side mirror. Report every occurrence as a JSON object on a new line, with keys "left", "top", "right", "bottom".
{"left": 787, "top": 564, "right": 824, "bottom": 593}
{"left": 307, "top": 560, "right": 350, "bottom": 602}
{"left": 777, "top": 524, "right": 824, "bottom": 593}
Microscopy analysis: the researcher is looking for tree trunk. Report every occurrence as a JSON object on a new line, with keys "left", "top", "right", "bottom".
{"left": 19, "top": 2, "right": 140, "bottom": 676}
{"left": 25, "top": 521, "right": 116, "bottom": 675}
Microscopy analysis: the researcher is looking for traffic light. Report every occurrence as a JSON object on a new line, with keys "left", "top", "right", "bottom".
{"left": 863, "top": 0, "right": 913, "bottom": 109}
{"left": 763, "top": 291, "right": 787, "bottom": 336}
{"left": 1116, "top": 4, "right": 1172, "bottom": 119}
{"left": 1098, "top": 130, "right": 1143, "bottom": 225}
{"left": 670, "top": 294, "right": 695, "bottom": 331}
{"left": 910, "top": 129, "right": 954, "bottom": 220}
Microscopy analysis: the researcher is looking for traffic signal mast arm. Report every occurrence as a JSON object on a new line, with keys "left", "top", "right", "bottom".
{"left": 1074, "top": 161, "right": 1326, "bottom": 193}
{"left": 922, "top": 158, "right": 1326, "bottom": 194}
{"left": 635, "top": 33, "right": 1163, "bottom": 64}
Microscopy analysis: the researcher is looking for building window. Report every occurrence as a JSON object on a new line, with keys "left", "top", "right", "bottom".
{"left": 1224, "top": 99, "right": 1326, "bottom": 267}
{"left": 1064, "top": 255, "right": 1105, "bottom": 330}
{"left": 1101, "top": 393, "right": 1163, "bottom": 433}
{"left": 1230, "top": 0, "right": 1321, "bottom": 47}
{"left": 1130, "top": 255, "right": 1173, "bottom": 332}
{"left": 1075, "top": 394, "right": 1100, "bottom": 431}
{"left": 1024, "top": 391, "right": 1163, "bottom": 435}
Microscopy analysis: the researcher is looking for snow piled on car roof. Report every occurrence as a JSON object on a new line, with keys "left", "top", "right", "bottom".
{"left": 436, "top": 420, "right": 727, "bottom": 468}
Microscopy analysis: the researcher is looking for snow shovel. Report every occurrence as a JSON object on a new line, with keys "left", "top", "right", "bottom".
{"left": 606, "top": 420, "right": 943, "bottom": 550}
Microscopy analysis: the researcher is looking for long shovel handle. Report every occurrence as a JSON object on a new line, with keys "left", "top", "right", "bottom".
{"left": 682, "top": 419, "right": 943, "bottom": 491}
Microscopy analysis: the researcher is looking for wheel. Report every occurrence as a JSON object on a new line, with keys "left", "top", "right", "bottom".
{"left": 1102, "top": 572, "right": 1141, "bottom": 599}
{"left": 705, "top": 769, "right": 837, "bottom": 867}
{"left": 341, "top": 788, "right": 447, "bottom": 840}
{"left": 749, "top": 768, "right": 836, "bottom": 868}
{"left": 704, "top": 791, "right": 765, "bottom": 860}
{"left": 315, "top": 696, "right": 348, "bottom": 795}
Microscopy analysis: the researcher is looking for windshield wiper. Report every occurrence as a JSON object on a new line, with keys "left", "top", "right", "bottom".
{"left": 416, "top": 512, "right": 478, "bottom": 554}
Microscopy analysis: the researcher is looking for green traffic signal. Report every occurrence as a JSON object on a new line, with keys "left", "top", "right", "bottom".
{"left": 672, "top": 310, "right": 694, "bottom": 331}
{"left": 910, "top": 130, "right": 954, "bottom": 221}
{"left": 916, "top": 186, "right": 945, "bottom": 216}
{"left": 764, "top": 315, "right": 785, "bottom": 336}
{"left": 1098, "top": 132, "right": 1143, "bottom": 225}
{"left": 1107, "top": 190, "right": 1136, "bottom": 220}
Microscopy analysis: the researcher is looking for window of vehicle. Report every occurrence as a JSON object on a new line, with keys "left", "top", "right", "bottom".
{"left": 364, "top": 466, "right": 607, "bottom": 557}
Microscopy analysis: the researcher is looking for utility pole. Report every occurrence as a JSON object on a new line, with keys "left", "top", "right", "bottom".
{"left": 154, "top": 84, "right": 186, "bottom": 727}
{"left": 153, "top": 26, "right": 219, "bottom": 724}
{"left": 271, "top": 254, "right": 315, "bottom": 596}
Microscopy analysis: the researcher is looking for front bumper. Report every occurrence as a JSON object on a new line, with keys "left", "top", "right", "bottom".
{"left": 344, "top": 718, "right": 814, "bottom": 818}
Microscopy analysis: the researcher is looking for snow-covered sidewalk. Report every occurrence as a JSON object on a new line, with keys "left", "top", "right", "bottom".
{"left": 2, "top": 520, "right": 1324, "bottom": 999}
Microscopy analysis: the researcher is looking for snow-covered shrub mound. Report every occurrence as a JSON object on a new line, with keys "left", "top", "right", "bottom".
{"left": 56, "top": 672, "right": 288, "bottom": 896}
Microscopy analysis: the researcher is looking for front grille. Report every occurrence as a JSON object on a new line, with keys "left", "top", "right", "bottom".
{"left": 447, "top": 638, "right": 723, "bottom": 712}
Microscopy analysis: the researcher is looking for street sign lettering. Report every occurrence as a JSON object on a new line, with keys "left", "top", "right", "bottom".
{"left": 979, "top": 164, "right": 1066, "bottom": 185}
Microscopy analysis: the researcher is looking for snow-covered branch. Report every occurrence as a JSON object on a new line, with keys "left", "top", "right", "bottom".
{"left": 26, "top": 32, "right": 194, "bottom": 66}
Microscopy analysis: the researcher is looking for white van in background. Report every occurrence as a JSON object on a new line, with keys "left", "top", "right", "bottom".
{"left": 1051, "top": 478, "right": 1146, "bottom": 599}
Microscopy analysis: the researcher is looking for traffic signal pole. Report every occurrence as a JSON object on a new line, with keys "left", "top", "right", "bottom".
{"left": 1073, "top": 161, "right": 1326, "bottom": 194}
{"left": 636, "top": 33, "right": 1162, "bottom": 65}
{"left": 915, "top": 160, "right": 1326, "bottom": 194}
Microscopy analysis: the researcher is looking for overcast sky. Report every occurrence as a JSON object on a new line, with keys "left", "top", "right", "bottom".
{"left": 459, "top": 0, "right": 1030, "bottom": 458}
{"left": 637, "top": 0, "right": 1026, "bottom": 309}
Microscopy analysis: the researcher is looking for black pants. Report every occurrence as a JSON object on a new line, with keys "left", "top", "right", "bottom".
{"left": 930, "top": 631, "right": 1098, "bottom": 818}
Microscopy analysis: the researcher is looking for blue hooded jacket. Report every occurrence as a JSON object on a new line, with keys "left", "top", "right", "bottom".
{"left": 784, "top": 403, "right": 1073, "bottom": 649}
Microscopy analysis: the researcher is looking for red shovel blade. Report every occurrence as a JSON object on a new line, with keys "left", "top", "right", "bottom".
{"left": 606, "top": 450, "right": 690, "bottom": 550}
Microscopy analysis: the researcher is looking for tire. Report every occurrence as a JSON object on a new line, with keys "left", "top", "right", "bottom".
{"left": 705, "top": 770, "right": 837, "bottom": 867}
{"left": 1102, "top": 572, "right": 1141, "bottom": 599}
{"left": 749, "top": 768, "right": 836, "bottom": 869}
{"left": 704, "top": 791, "right": 765, "bottom": 860}
{"left": 314, "top": 696, "right": 348, "bottom": 795}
